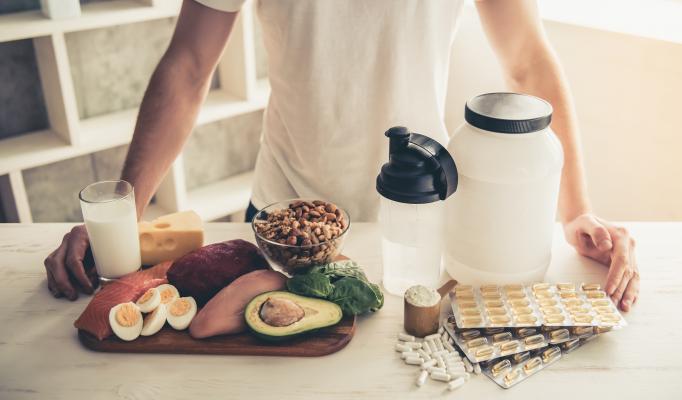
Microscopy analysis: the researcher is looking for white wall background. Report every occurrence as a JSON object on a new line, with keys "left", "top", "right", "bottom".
{"left": 445, "top": 5, "right": 682, "bottom": 221}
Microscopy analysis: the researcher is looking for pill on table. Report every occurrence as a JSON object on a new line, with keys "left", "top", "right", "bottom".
{"left": 405, "top": 357, "right": 423, "bottom": 365}
{"left": 421, "top": 359, "right": 437, "bottom": 370}
{"left": 466, "top": 337, "right": 488, "bottom": 348}
{"left": 417, "top": 349, "right": 431, "bottom": 361}
{"left": 395, "top": 343, "right": 410, "bottom": 352}
{"left": 542, "top": 346, "right": 561, "bottom": 363}
{"left": 407, "top": 342, "right": 422, "bottom": 349}
{"left": 402, "top": 351, "right": 419, "bottom": 359}
{"left": 473, "top": 363, "right": 482, "bottom": 375}
{"left": 450, "top": 372, "right": 470, "bottom": 381}
{"left": 446, "top": 363, "right": 465, "bottom": 372}
{"left": 429, "top": 367, "right": 447, "bottom": 375}
{"left": 435, "top": 340, "right": 444, "bottom": 352}
{"left": 448, "top": 377, "right": 466, "bottom": 391}
{"left": 463, "top": 358, "right": 473, "bottom": 372}
{"left": 524, "top": 357, "right": 543, "bottom": 373}
{"left": 492, "top": 332, "right": 513, "bottom": 343}
{"left": 582, "top": 283, "right": 601, "bottom": 291}
{"left": 398, "top": 333, "right": 416, "bottom": 342}
{"left": 430, "top": 372, "right": 452, "bottom": 382}
{"left": 443, "top": 341, "right": 455, "bottom": 353}
{"left": 556, "top": 283, "right": 576, "bottom": 292}
{"left": 524, "top": 334, "right": 545, "bottom": 346}
{"left": 424, "top": 333, "right": 441, "bottom": 341}
{"left": 512, "top": 351, "right": 530, "bottom": 364}
{"left": 491, "top": 359, "right": 512, "bottom": 377}
{"left": 500, "top": 340, "right": 520, "bottom": 353}
{"left": 504, "top": 369, "right": 521, "bottom": 386}
{"left": 460, "top": 330, "right": 481, "bottom": 340}
{"left": 549, "top": 328, "right": 570, "bottom": 342}
{"left": 416, "top": 370, "right": 428, "bottom": 387}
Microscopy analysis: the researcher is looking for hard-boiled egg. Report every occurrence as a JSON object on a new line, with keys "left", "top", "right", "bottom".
{"left": 109, "top": 302, "right": 143, "bottom": 341}
{"left": 140, "top": 302, "right": 167, "bottom": 336}
{"left": 156, "top": 284, "right": 179, "bottom": 306}
{"left": 136, "top": 287, "right": 161, "bottom": 313}
{"left": 167, "top": 297, "right": 197, "bottom": 330}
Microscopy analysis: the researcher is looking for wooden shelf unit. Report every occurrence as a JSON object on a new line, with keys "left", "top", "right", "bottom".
{"left": 0, "top": 0, "right": 266, "bottom": 223}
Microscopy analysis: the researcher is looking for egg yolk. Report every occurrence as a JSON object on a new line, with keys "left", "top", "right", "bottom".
{"left": 116, "top": 304, "right": 140, "bottom": 327}
{"left": 160, "top": 288, "right": 175, "bottom": 304}
{"left": 169, "top": 298, "right": 191, "bottom": 317}
{"left": 139, "top": 288, "right": 155, "bottom": 304}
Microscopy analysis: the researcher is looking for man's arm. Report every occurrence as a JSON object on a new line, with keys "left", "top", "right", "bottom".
{"left": 43, "top": 0, "right": 239, "bottom": 300}
{"left": 123, "top": 0, "right": 239, "bottom": 216}
{"left": 475, "top": 0, "right": 639, "bottom": 311}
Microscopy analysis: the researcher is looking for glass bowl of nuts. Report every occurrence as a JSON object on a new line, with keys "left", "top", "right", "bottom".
{"left": 251, "top": 199, "right": 350, "bottom": 276}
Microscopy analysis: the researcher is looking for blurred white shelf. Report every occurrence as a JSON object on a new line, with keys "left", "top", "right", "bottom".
{"left": 186, "top": 171, "right": 254, "bottom": 221}
{"left": 0, "top": 0, "right": 181, "bottom": 43}
{"left": 0, "top": 86, "right": 270, "bottom": 175}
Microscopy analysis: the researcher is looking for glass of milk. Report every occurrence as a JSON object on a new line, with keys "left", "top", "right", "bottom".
{"left": 79, "top": 180, "right": 141, "bottom": 281}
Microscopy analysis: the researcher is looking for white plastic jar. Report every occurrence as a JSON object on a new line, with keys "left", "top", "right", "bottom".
{"left": 444, "top": 93, "right": 563, "bottom": 284}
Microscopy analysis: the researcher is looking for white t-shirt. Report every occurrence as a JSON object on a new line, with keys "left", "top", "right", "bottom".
{"left": 196, "top": 0, "right": 464, "bottom": 221}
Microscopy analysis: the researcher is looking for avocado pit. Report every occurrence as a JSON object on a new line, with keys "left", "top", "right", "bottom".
{"left": 259, "top": 296, "right": 305, "bottom": 327}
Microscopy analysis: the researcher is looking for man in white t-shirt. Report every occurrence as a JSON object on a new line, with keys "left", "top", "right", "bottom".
{"left": 44, "top": 0, "right": 639, "bottom": 310}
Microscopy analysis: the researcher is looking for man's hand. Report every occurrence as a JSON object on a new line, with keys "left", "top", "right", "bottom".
{"left": 563, "top": 214, "right": 639, "bottom": 312}
{"left": 44, "top": 225, "right": 98, "bottom": 300}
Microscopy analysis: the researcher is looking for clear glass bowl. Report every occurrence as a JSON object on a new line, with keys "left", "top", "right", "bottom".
{"left": 251, "top": 200, "right": 350, "bottom": 276}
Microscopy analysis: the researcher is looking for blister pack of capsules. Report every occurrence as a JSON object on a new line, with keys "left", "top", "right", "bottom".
{"left": 481, "top": 333, "right": 599, "bottom": 389}
{"left": 450, "top": 283, "right": 627, "bottom": 330}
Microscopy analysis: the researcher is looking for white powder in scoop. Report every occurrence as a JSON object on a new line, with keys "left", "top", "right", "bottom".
{"left": 405, "top": 285, "right": 441, "bottom": 307}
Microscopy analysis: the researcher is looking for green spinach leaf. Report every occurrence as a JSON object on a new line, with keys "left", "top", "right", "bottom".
{"left": 286, "top": 272, "right": 334, "bottom": 298}
{"left": 328, "top": 277, "right": 382, "bottom": 315}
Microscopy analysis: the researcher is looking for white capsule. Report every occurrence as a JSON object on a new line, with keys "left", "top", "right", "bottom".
{"left": 408, "top": 342, "right": 422, "bottom": 350}
{"left": 446, "top": 360, "right": 464, "bottom": 368}
{"left": 446, "top": 365, "right": 466, "bottom": 374}
{"left": 433, "top": 350, "right": 449, "bottom": 357}
{"left": 450, "top": 372, "right": 470, "bottom": 381}
{"left": 395, "top": 343, "right": 410, "bottom": 352}
{"left": 429, "top": 367, "right": 447, "bottom": 375}
{"left": 416, "top": 370, "right": 428, "bottom": 387}
{"left": 421, "top": 359, "right": 437, "bottom": 370}
{"left": 402, "top": 351, "right": 419, "bottom": 359}
{"left": 417, "top": 349, "right": 431, "bottom": 361}
{"left": 426, "top": 340, "right": 438, "bottom": 353}
{"left": 436, "top": 357, "right": 446, "bottom": 369}
{"left": 435, "top": 340, "right": 445, "bottom": 352}
{"left": 405, "top": 356, "right": 423, "bottom": 365}
{"left": 438, "top": 326, "right": 445, "bottom": 334}
{"left": 431, "top": 372, "right": 452, "bottom": 382}
{"left": 398, "top": 333, "right": 416, "bottom": 342}
{"left": 463, "top": 358, "right": 473, "bottom": 372}
{"left": 448, "top": 377, "right": 466, "bottom": 391}
{"left": 443, "top": 341, "right": 456, "bottom": 353}
{"left": 425, "top": 333, "right": 441, "bottom": 341}
{"left": 473, "top": 363, "right": 482, "bottom": 375}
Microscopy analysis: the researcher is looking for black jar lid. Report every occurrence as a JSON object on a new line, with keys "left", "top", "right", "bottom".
{"left": 376, "top": 127, "right": 457, "bottom": 204}
{"left": 465, "top": 92, "right": 553, "bottom": 134}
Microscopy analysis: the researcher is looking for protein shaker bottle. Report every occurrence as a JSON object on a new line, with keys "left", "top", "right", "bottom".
{"left": 376, "top": 127, "right": 458, "bottom": 296}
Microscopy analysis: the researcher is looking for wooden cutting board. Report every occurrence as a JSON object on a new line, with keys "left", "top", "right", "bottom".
{"left": 78, "top": 314, "right": 356, "bottom": 357}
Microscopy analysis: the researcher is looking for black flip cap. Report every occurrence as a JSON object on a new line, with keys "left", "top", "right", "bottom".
{"left": 376, "top": 127, "right": 458, "bottom": 204}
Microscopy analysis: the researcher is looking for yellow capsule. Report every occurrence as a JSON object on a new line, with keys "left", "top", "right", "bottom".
{"left": 458, "top": 300, "right": 478, "bottom": 309}
{"left": 516, "top": 314, "right": 538, "bottom": 324}
{"left": 581, "top": 283, "right": 601, "bottom": 291}
{"left": 594, "top": 306, "right": 614, "bottom": 314}
{"left": 561, "top": 338, "right": 580, "bottom": 351}
{"left": 500, "top": 340, "right": 520, "bottom": 353}
{"left": 568, "top": 307, "right": 590, "bottom": 315}
{"left": 512, "top": 351, "right": 530, "bottom": 364}
{"left": 490, "top": 315, "right": 511, "bottom": 325}
{"left": 455, "top": 290, "right": 474, "bottom": 299}
{"left": 456, "top": 284, "right": 473, "bottom": 291}
{"left": 486, "top": 307, "right": 507, "bottom": 316}
{"left": 462, "top": 316, "right": 483, "bottom": 327}
{"left": 509, "top": 298, "right": 530, "bottom": 307}
{"left": 516, "top": 327, "right": 536, "bottom": 338}
{"left": 484, "top": 299, "right": 504, "bottom": 308}
{"left": 600, "top": 314, "right": 621, "bottom": 323}
{"left": 512, "top": 306, "right": 533, "bottom": 315}
{"left": 506, "top": 291, "right": 526, "bottom": 299}
{"left": 492, "top": 332, "right": 513, "bottom": 343}
{"left": 556, "top": 283, "right": 576, "bottom": 292}
{"left": 475, "top": 345, "right": 494, "bottom": 358}
{"left": 481, "top": 291, "right": 502, "bottom": 299}
{"left": 562, "top": 298, "right": 584, "bottom": 308}
{"left": 524, "top": 334, "right": 545, "bottom": 346}
{"left": 491, "top": 359, "right": 512, "bottom": 377}
{"left": 534, "top": 291, "right": 553, "bottom": 299}
{"left": 504, "top": 284, "right": 524, "bottom": 292}
{"left": 544, "top": 314, "right": 566, "bottom": 324}
{"left": 504, "top": 369, "right": 521, "bottom": 386}
{"left": 572, "top": 326, "right": 594, "bottom": 337}
{"left": 590, "top": 299, "right": 611, "bottom": 307}
{"left": 538, "top": 298, "right": 557, "bottom": 307}
{"left": 467, "top": 337, "right": 489, "bottom": 348}
{"left": 549, "top": 328, "right": 570, "bottom": 342}
{"left": 572, "top": 314, "right": 593, "bottom": 324}
{"left": 461, "top": 308, "right": 481, "bottom": 316}
{"left": 541, "top": 306, "right": 562, "bottom": 315}
{"left": 532, "top": 282, "right": 550, "bottom": 292}
{"left": 560, "top": 291, "right": 578, "bottom": 299}
{"left": 460, "top": 330, "right": 481, "bottom": 341}
{"left": 480, "top": 284, "right": 499, "bottom": 293}
{"left": 524, "top": 357, "right": 542, "bottom": 373}
{"left": 483, "top": 327, "right": 505, "bottom": 335}
{"left": 541, "top": 325, "right": 561, "bottom": 332}
{"left": 542, "top": 346, "right": 561, "bottom": 363}
{"left": 586, "top": 291, "right": 607, "bottom": 299}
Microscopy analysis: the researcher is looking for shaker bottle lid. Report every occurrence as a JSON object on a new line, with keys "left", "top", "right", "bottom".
{"left": 376, "top": 127, "right": 457, "bottom": 204}
{"left": 465, "top": 92, "right": 553, "bottom": 134}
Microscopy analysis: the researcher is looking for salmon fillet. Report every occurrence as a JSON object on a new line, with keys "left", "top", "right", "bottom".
{"left": 74, "top": 261, "right": 172, "bottom": 340}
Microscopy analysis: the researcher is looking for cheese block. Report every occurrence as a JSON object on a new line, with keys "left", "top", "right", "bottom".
{"left": 138, "top": 211, "right": 204, "bottom": 265}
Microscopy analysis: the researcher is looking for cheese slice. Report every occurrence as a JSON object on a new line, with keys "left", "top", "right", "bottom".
{"left": 138, "top": 211, "right": 204, "bottom": 265}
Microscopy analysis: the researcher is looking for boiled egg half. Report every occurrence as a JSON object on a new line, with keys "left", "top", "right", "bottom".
{"left": 156, "top": 284, "right": 179, "bottom": 306}
{"left": 109, "top": 302, "right": 143, "bottom": 341}
{"left": 136, "top": 287, "right": 161, "bottom": 313}
{"left": 167, "top": 297, "right": 197, "bottom": 330}
{"left": 140, "top": 302, "right": 167, "bottom": 336}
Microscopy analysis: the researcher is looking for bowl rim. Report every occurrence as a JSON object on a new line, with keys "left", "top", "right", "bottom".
{"left": 250, "top": 199, "right": 351, "bottom": 249}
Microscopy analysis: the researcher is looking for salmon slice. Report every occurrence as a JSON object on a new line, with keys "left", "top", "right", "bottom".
{"left": 74, "top": 261, "right": 173, "bottom": 340}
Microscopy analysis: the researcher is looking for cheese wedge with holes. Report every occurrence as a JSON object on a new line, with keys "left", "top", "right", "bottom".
{"left": 138, "top": 211, "right": 204, "bottom": 265}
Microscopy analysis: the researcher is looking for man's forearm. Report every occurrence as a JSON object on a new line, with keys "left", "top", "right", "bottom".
{"left": 505, "top": 49, "right": 591, "bottom": 223}
{"left": 121, "top": 55, "right": 212, "bottom": 217}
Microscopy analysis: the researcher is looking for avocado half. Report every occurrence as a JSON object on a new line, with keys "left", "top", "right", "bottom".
{"left": 245, "top": 291, "right": 343, "bottom": 341}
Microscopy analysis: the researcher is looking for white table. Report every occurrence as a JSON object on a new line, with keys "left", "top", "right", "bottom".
{"left": 0, "top": 222, "right": 680, "bottom": 399}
